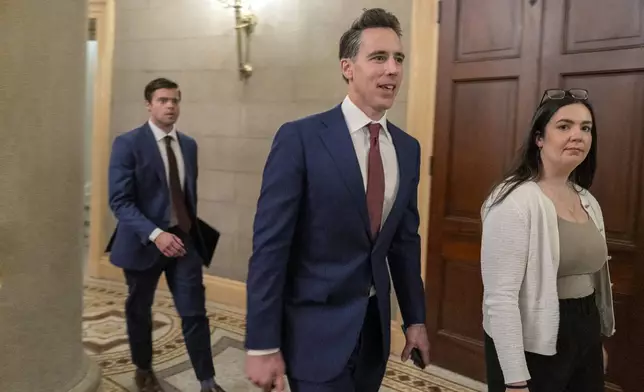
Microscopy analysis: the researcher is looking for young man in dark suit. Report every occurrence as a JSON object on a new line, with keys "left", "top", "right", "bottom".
{"left": 108, "top": 78, "right": 224, "bottom": 392}
{"left": 245, "top": 9, "right": 431, "bottom": 392}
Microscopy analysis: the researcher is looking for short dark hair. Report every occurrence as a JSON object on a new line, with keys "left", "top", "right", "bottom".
{"left": 488, "top": 94, "right": 598, "bottom": 208}
{"left": 338, "top": 8, "right": 402, "bottom": 82}
{"left": 144, "top": 78, "right": 179, "bottom": 103}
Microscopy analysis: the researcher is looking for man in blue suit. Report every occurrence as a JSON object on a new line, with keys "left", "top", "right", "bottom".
{"left": 245, "top": 9, "right": 430, "bottom": 392}
{"left": 108, "top": 78, "right": 225, "bottom": 392}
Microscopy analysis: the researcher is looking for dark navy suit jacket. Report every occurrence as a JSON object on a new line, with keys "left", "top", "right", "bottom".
{"left": 245, "top": 105, "right": 426, "bottom": 382}
{"left": 107, "top": 123, "right": 207, "bottom": 271}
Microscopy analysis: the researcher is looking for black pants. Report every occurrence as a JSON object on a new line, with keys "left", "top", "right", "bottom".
{"left": 485, "top": 293, "right": 604, "bottom": 392}
{"left": 123, "top": 228, "right": 215, "bottom": 381}
{"left": 288, "top": 296, "right": 386, "bottom": 392}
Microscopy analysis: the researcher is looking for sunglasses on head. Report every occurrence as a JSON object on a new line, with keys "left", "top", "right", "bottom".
{"left": 539, "top": 88, "right": 589, "bottom": 105}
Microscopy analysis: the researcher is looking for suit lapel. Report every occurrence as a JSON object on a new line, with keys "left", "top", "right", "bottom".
{"left": 176, "top": 132, "right": 195, "bottom": 201}
{"left": 377, "top": 122, "right": 411, "bottom": 242}
{"left": 318, "top": 106, "right": 371, "bottom": 238}
{"left": 142, "top": 123, "right": 168, "bottom": 188}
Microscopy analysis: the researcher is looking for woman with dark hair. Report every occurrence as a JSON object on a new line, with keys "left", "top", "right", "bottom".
{"left": 480, "top": 89, "right": 615, "bottom": 392}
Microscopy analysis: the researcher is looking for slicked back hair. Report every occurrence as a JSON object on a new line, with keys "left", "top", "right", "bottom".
{"left": 338, "top": 8, "right": 402, "bottom": 83}
{"left": 144, "top": 77, "right": 180, "bottom": 103}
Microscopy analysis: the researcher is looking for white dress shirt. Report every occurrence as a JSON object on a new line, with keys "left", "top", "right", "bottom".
{"left": 147, "top": 119, "right": 186, "bottom": 242}
{"left": 343, "top": 95, "right": 400, "bottom": 226}
{"left": 344, "top": 95, "right": 399, "bottom": 300}
{"left": 247, "top": 96, "right": 400, "bottom": 356}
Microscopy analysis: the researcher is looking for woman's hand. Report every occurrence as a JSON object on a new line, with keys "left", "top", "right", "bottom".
{"left": 603, "top": 344, "right": 608, "bottom": 374}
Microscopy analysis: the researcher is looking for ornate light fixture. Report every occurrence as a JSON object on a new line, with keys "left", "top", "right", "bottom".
{"left": 215, "top": 0, "right": 258, "bottom": 79}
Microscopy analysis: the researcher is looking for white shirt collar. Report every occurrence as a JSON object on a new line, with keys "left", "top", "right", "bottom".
{"left": 340, "top": 96, "right": 390, "bottom": 139}
{"left": 148, "top": 119, "right": 178, "bottom": 142}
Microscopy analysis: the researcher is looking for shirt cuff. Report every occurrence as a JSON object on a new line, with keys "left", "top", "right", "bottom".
{"left": 247, "top": 348, "right": 280, "bottom": 356}
{"left": 149, "top": 228, "right": 164, "bottom": 242}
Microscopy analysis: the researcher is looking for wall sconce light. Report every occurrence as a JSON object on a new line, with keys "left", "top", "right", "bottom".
{"left": 215, "top": 0, "right": 258, "bottom": 79}
{"left": 234, "top": 0, "right": 257, "bottom": 79}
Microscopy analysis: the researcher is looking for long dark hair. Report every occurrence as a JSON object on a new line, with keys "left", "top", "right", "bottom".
{"left": 487, "top": 95, "right": 598, "bottom": 208}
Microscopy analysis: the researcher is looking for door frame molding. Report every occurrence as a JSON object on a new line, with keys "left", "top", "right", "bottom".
{"left": 406, "top": 0, "right": 439, "bottom": 292}
{"left": 389, "top": 0, "right": 440, "bottom": 352}
{"left": 86, "top": 0, "right": 115, "bottom": 278}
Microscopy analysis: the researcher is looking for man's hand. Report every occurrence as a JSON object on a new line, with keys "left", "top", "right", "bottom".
{"left": 153, "top": 232, "right": 186, "bottom": 258}
{"left": 246, "top": 352, "right": 286, "bottom": 391}
{"left": 401, "top": 324, "right": 430, "bottom": 368}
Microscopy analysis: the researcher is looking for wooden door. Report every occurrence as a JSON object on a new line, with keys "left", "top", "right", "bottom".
{"left": 425, "top": 0, "right": 544, "bottom": 381}
{"left": 540, "top": 1, "right": 644, "bottom": 390}
{"left": 427, "top": 0, "right": 644, "bottom": 390}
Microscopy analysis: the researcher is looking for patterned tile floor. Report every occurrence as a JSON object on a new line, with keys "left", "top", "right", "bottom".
{"left": 83, "top": 278, "right": 483, "bottom": 392}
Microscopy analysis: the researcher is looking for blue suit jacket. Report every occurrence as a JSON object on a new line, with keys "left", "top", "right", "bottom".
{"left": 107, "top": 123, "right": 204, "bottom": 271}
{"left": 245, "top": 105, "right": 426, "bottom": 382}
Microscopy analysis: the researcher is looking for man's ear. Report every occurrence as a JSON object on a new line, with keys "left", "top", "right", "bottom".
{"left": 340, "top": 58, "right": 353, "bottom": 81}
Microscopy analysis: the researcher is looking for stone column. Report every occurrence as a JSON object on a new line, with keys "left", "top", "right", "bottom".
{"left": 0, "top": 0, "right": 101, "bottom": 390}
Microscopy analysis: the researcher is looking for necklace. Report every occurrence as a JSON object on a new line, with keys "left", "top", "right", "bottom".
{"left": 538, "top": 181, "right": 583, "bottom": 222}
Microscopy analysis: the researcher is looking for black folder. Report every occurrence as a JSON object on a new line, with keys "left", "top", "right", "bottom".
{"left": 195, "top": 218, "right": 220, "bottom": 267}
{"left": 105, "top": 218, "right": 220, "bottom": 267}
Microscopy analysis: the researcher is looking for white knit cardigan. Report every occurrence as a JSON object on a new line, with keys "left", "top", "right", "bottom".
{"left": 480, "top": 181, "right": 615, "bottom": 383}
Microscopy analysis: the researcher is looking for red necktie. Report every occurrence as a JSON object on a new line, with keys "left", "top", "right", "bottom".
{"left": 164, "top": 136, "right": 191, "bottom": 233}
{"left": 366, "top": 123, "right": 385, "bottom": 238}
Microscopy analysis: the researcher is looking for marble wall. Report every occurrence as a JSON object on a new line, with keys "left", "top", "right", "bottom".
{"left": 109, "top": 0, "right": 412, "bottom": 281}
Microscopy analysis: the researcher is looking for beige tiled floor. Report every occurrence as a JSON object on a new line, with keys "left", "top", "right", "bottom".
{"left": 83, "top": 278, "right": 484, "bottom": 391}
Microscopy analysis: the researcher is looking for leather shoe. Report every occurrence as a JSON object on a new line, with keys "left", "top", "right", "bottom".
{"left": 200, "top": 381, "right": 226, "bottom": 392}
{"left": 134, "top": 369, "right": 164, "bottom": 392}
